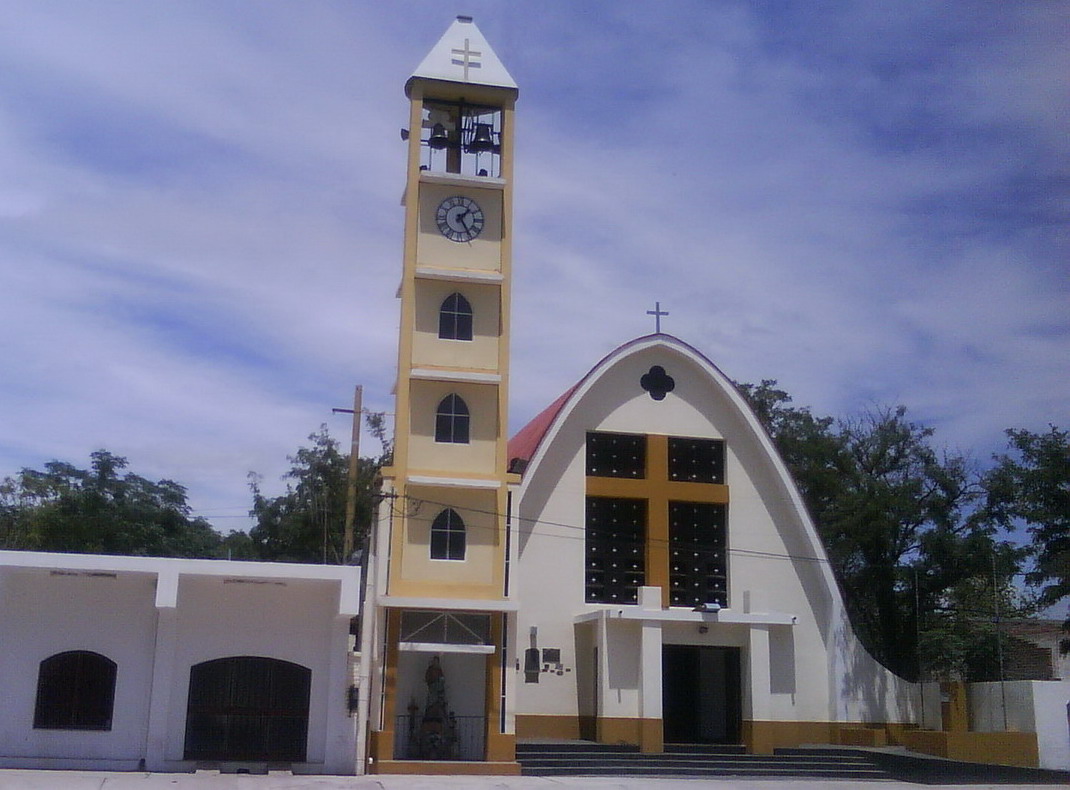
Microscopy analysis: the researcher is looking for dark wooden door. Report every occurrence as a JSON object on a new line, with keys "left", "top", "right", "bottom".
{"left": 662, "top": 645, "right": 741, "bottom": 744}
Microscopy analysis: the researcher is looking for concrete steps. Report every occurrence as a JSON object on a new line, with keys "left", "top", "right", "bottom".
{"left": 516, "top": 742, "right": 894, "bottom": 779}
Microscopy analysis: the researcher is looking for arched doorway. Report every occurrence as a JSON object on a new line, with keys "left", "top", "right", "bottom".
{"left": 184, "top": 656, "right": 311, "bottom": 762}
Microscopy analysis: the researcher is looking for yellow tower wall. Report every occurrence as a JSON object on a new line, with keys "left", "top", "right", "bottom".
{"left": 412, "top": 279, "right": 501, "bottom": 370}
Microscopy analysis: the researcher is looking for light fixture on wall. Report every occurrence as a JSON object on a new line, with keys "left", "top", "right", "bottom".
{"left": 693, "top": 602, "right": 721, "bottom": 613}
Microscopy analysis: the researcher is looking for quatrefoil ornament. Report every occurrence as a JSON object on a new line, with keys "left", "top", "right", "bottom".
{"left": 640, "top": 365, "right": 675, "bottom": 401}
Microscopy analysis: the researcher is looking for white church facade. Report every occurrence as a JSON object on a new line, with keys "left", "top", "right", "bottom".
{"left": 507, "top": 334, "right": 917, "bottom": 754}
{"left": 0, "top": 15, "right": 1062, "bottom": 778}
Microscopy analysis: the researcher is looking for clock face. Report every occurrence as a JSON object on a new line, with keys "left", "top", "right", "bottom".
{"left": 436, "top": 195, "right": 485, "bottom": 242}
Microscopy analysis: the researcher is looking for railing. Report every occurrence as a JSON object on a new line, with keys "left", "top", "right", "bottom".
{"left": 394, "top": 714, "right": 486, "bottom": 761}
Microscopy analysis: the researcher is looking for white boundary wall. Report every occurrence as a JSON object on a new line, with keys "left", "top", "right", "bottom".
{"left": 970, "top": 679, "right": 1070, "bottom": 770}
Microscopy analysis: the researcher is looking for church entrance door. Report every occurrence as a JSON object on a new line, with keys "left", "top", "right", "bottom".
{"left": 662, "top": 645, "right": 741, "bottom": 744}
{"left": 183, "top": 656, "right": 311, "bottom": 762}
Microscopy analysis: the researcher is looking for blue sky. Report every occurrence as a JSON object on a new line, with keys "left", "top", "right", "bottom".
{"left": 1, "top": 1, "right": 1066, "bottom": 533}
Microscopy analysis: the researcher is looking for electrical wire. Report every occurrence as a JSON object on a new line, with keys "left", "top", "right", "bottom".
{"left": 382, "top": 490, "right": 1033, "bottom": 577}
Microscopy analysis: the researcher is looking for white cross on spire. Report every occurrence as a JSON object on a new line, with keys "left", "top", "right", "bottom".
{"left": 451, "top": 38, "right": 482, "bottom": 80}
{"left": 410, "top": 17, "right": 517, "bottom": 90}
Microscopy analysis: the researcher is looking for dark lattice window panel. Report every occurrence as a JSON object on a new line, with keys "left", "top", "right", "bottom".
{"left": 668, "top": 437, "right": 725, "bottom": 484}
{"left": 586, "top": 432, "right": 646, "bottom": 478}
{"left": 585, "top": 496, "right": 646, "bottom": 604}
{"left": 34, "top": 651, "right": 117, "bottom": 730}
{"left": 668, "top": 501, "right": 728, "bottom": 608}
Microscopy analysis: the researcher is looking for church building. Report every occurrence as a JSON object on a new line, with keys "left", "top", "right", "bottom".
{"left": 0, "top": 15, "right": 1062, "bottom": 779}
{"left": 506, "top": 333, "right": 922, "bottom": 755}
{"left": 358, "top": 16, "right": 918, "bottom": 776}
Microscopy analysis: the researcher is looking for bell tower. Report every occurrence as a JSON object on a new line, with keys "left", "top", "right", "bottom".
{"left": 365, "top": 17, "right": 519, "bottom": 773}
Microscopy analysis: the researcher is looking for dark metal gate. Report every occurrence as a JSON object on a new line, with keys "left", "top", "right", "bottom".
{"left": 184, "top": 656, "right": 311, "bottom": 762}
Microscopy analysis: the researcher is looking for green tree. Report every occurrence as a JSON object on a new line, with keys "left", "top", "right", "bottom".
{"left": 735, "top": 380, "right": 846, "bottom": 521}
{"left": 983, "top": 425, "right": 1070, "bottom": 651}
{"left": 248, "top": 424, "right": 382, "bottom": 564}
{"left": 0, "top": 450, "right": 222, "bottom": 557}
{"left": 736, "top": 380, "right": 1022, "bottom": 680}
{"left": 915, "top": 547, "right": 1034, "bottom": 681}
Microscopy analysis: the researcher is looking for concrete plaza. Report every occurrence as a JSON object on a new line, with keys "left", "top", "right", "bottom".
{"left": 0, "top": 771, "right": 1066, "bottom": 790}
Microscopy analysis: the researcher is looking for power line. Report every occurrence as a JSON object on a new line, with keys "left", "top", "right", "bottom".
{"left": 388, "top": 491, "right": 1035, "bottom": 576}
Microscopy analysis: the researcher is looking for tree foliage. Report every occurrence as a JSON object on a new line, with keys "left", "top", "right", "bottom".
{"left": 983, "top": 425, "right": 1070, "bottom": 651}
{"left": 247, "top": 424, "right": 382, "bottom": 564}
{"left": 737, "top": 380, "right": 1028, "bottom": 680}
{"left": 0, "top": 450, "right": 222, "bottom": 558}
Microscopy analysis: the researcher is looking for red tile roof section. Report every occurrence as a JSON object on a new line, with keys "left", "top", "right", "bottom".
{"left": 507, "top": 383, "right": 579, "bottom": 468}
{"left": 507, "top": 334, "right": 669, "bottom": 471}
{"left": 508, "top": 334, "right": 723, "bottom": 474}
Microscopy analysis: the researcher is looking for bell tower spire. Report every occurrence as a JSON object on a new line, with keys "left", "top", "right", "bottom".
{"left": 365, "top": 17, "right": 520, "bottom": 774}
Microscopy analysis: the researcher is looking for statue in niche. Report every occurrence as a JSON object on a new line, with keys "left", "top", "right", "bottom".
{"left": 415, "top": 655, "right": 457, "bottom": 759}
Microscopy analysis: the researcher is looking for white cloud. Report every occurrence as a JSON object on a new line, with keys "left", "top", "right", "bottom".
{"left": 0, "top": 1, "right": 1066, "bottom": 535}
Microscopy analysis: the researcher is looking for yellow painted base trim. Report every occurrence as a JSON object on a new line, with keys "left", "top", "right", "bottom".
{"left": 519, "top": 715, "right": 651, "bottom": 747}
{"left": 638, "top": 718, "right": 663, "bottom": 754}
{"left": 519, "top": 716, "right": 956, "bottom": 761}
{"left": 370, "top": 760, "right": 522, "bottom": 776}
{"left": 516, "top": 714, "right": 582, "bottom": 740}
{"left": 901, "top": 730, "right": 1038, "bottom": 768}
{"left": 832, "top": 722, "right": 918, "bottom": 748}
{"left": 837, "top": 727, "right": 889, "bottom": 747}
{"left": 745, "top": 720, "right": 925, "bottom": 754}
{"left": 882, "top": 723, "right": 919, "bottom": 747}
{"left": 743, "top": 721, "right": 834, "bottom": 755}
{"left": 485, "top": 731, "right": 516, "bottom": 763}
{"left": 597, "top": 716, "right": 644, "bottom": 746}
{"left": 592, "top": 717, "right": 663, "bottom": 750}
{"left": 369, "top": 729, "right": 395, "bottom": 762}
{"left": 940, "top": 681, "right": 970, "bottom": 732}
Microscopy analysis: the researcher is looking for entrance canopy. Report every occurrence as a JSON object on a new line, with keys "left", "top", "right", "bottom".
{"left": 573, "top": 585, "right": 796, "bottom": 627}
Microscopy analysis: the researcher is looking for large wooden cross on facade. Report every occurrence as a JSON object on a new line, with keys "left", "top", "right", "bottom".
{"left": 587, "top": 434, "right": 730, "bottom": 609}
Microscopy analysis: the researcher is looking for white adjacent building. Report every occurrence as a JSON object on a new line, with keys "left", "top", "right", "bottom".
{"left": 0, "top": 552, "right": 360, "bottom": 774}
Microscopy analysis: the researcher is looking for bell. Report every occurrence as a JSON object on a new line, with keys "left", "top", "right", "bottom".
{"left": 427, "top": 123, "right": 449, "bottom": 150}
{"left": 467, "top": 123, "right": 495, "bottom": 153}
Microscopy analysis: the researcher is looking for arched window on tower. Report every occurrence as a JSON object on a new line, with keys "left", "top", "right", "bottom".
{"left": 435, "top": 394, "right": 470, "bottom": 444}
{"left": 34, "top": 650, "right": 117, "bottom": 730}
{"left": 439, "top": 292, "right": 473, "bottom": 341}
{"left": 430, "top": 508, "right": 466, "bottom": 560}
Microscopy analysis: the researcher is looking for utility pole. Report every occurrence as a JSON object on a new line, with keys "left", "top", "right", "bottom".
{"left": 992, "top": 551, "right": 1008, "bottom": 731}
{"left": 915, "top": 567, "right": 925, "bottom": 729}
{"left": 333, "top": 385, "right": 363, "bottom": 563}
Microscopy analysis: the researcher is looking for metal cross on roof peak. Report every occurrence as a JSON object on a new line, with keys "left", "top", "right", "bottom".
{"left": 647, "top": 301, "right": 669, "bottom": 333}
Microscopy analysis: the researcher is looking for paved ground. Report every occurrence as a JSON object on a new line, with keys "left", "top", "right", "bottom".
{"left": 0, "top": 771, "right": 1065, "bottom": 790}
